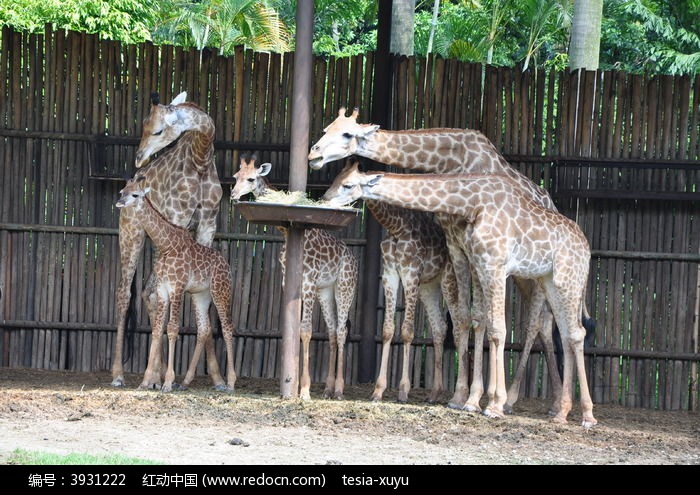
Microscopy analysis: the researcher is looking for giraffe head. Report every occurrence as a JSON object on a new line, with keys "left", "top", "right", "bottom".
{"left": 322, "top": 160, "right": 382, "bottom": 207}
{"left": 134, "top": 91, "right": 189, "bottom": 168}
{"left": 116, "top": 175, "right": 151, "bottom": 209}
{"left": 230, "top": 154, "right": 273, "bottom": 201}
{"left": 308, "top": 107, "right": 380, "bottom": 170}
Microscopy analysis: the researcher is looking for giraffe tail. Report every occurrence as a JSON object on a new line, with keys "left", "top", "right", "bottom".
{"left": 581, "top": 310, "right": 596, "bottom": 351}
{"left": 443, "top": 311, "right": 456, "bottom": 350}
{"left": 552, "top": 308, "right": 596, "bottom": 380}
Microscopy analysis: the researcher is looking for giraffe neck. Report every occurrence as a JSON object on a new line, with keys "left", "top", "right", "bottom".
{"left": 139, "top": 196, "right": 191, "bottom": 254}
{"left": 363, "top": 173, "right": 521, "bottom": 218}
{"left": 357, "top": 129, "right": 556, "bottom": 210}
{"left": 364, "top": 200, "right": 421, "bottom": 238}
{"left": 255, "top": 177, "right": 276, "bottom": 198}
{"left": 178, "top": 104, "right": 216, "bottom": 175}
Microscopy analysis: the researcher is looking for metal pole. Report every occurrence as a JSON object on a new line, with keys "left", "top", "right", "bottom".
{"left": 279, "top": 0, "right": 313, "bottom": 398}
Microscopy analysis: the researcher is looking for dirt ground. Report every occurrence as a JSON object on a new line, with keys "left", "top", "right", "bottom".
{"left": 0, "top": 367, "right": 698, "bottom": 465}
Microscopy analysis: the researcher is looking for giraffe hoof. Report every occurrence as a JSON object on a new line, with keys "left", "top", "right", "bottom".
{"left": 322, "top": 389, "right": 333, "bottom": 399}
{"left": 334, "top": 392, "right": 344, "bottom": 400}
{"left": 503, "top": 404, "right": 514, "bottom": 415}
{"left": 111, "top": 378, "right": 126, "bottom": 387}
{"left": 581, "top": 417, "right": 598, "bottom": 429}
{"left": 161, "top": 384, "right": 174, "bottom": 393}
{"left": 462, "top": 403, "right": 482, "bottom": 413}
{"left": 483, "top": 407, "right": 505, "bottom": 419}
{"left": 138, "top": 382, "right": 160, "bottom": 391}
{"left": 551, "top": 414, "right": 568, "bottom": 424}
{"left": 446, "top": 399, "right": 466, "bottom": 410}
{"left": 213, "top": 384, "right": 228, "bottom": 392}
{"left": 370, "top": 394, "right": 383, "bottom": 402}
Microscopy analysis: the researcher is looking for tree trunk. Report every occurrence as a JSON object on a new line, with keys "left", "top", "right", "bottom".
{"left": 390, "top": 0, "right": 415, "bottom": 55}
{"left": 569, "top": 0, "right": 603, "bottom": 71}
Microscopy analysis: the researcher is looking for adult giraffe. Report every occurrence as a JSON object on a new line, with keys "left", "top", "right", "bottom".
{"left": 112, "top": 91, "right": 224, "bottom": 389}
{"left": 308, "top": 108, "right": 576, "bottom": 414}
{"left": 322, "top": 164, "right": 597, "bottom": 427}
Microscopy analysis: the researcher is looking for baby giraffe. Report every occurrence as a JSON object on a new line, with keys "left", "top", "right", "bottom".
{"left": 231, "top": 155, "right": 358, "bottom": 400}
{"left": 323, "top": 163, "right": 596, "bottom": 427}
{"left": 116, "top": 176, "right": 236, "bottom": 393}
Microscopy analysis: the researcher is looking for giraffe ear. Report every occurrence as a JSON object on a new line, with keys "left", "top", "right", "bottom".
{"left": 164, "top": 110, "right": 179, "bottom": 126}
{"left": 365, "top": 174, "right": 383, "bottom": 187}
{"left": 170, "top": 91, "right": 187, "bottom": 106}
{"left": 143, "top": 186, "right": 152, "bottom": 195}
{"left": 258, "top": 163, "right": 272, "bottom": 176}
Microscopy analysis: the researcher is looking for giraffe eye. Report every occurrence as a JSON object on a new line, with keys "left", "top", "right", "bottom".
{"left": 247, "top": 178, "right": 255, "bottom": 183}
{"left": 153, "top": 130, "right": 163, "bottom": 136}
{"left": 342, "top": 132, "right": 354, "bottom": 139}
{"left": 342, "top": 184, "right": 353, "bottom": 190}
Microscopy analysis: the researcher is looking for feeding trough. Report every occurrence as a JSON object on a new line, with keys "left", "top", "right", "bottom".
{"left": 235, "top": 201, "right": 361, "bottom": 230}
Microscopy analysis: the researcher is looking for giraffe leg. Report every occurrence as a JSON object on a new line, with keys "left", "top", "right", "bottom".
{"left": 181, "top": 291, "right": 223, "bottom": 390}
{"left": 203, "top": 332, "right": 225, "bottom": 387}
{"left": 442, "top": 254, "right": 472, "bottom": 409}
{"left": 372, "top": 241, "right": 398, "bottom": 402}
{"left": 419, "top": 278, "right": 447, "bottom": 404}
{"left": 397, "top": 271, "right": 420, "bottom": 404}
{"left": 504, "top": 280, "right": 547, "bottom": 414}
{"left": 330, "top": 256, "right": 356, "bottom": 400}
{"left": 482, "top": 271, "right": 508, "bottom": 419}
{"left": 317, "top": 286, "right": 339, "bottom": 399}
{"left": 298, "top": 282, "right": 316, "bottom": 401}
{"left": 538, "top": 310, "right": 563, "bottom": 416}
{"left": 139, "top": 290, "right": 168, "bottom": 390}
{"left": 112, "top": 219, "right": 145, "bottom": 387}
{"left": 464, "top": 269, "right": 485, "bottom": 413}
{"left": 211, "top": 271, "right": 237, "bottom": 391}
{"left": 142, "top": 271, "right": 168, "bottom": 382}
{"left": 333, "top": 322, "right": 348, "bottom": 400}
{"left": 544, "top": 278, "right": 597, "bottom": 427}
{"left": 161, "top": 291, "right": 184, "bottom": 393}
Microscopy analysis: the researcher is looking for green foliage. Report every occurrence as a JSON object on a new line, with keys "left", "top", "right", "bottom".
{"left": 1, "top": 0, "right": 698, "bottom": 74}
{"left": 414, "top": 0, "right": 518, "bottom": 65}
{"left": 511, "top": 0, "right": 571, "bottom": 71}
{"left": 152, "top": 0, "right": 290, "bottom": 54}
{"left": 601, "top": 0, "right": 700, "bottom": 74}
{"left": 7, "top": 448, "right": 160, "bottom": 465}
{"left": 0, "top": 0, "right": 155, "bottom": 43}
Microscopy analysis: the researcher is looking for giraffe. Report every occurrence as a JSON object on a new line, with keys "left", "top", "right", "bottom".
{"left": 307, "top": 107, "right": 571, "bottom": 414}
{"left": 112, "top": 91, "right": 224, "bottom": 389}
{"left": 230, "top": 155, "right": 358, "bottom": 400}
{"left": 116, "top": 176, "right": 236, "bottom": 392}
{"left": 340, "top": 160, "right": 470, "bottom": 404}
{"left": 322, "top": 164, "right": 597, "bottom": 427}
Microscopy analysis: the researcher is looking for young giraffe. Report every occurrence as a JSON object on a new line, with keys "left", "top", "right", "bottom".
{"left": 308, "top": 107, "right": 572, "bottom": 414}
{"left": 368, "top": 197, "right": 469, "bottom": 404}
{"left": 113, "top": 91, "right": 224, "bottom": 389}
{"left": 116, "top": 176, "right": 236, "bottom": 393}
{"left": 322, "top": 164, "right": 597, "bottom": 427}
{"left": 231, "top": 156, "right": 358, "bottom": 400}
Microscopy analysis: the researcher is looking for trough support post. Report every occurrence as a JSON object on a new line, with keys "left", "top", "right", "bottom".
{"left": 279, "top": 0, "right": 313, "bottom": 399}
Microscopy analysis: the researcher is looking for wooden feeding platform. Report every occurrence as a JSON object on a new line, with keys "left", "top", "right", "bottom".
{"left": 235, "top": 201, "right": 361, "bottom": 230}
